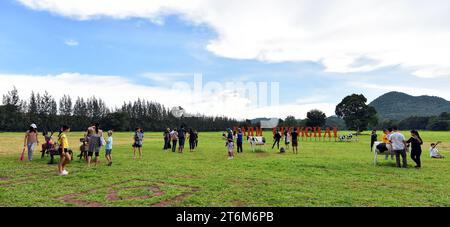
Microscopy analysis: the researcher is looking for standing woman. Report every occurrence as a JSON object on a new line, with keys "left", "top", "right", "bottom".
{"left": 58, "top": 125, "right": 71, "bottom": 176}
{"left": 132, "top": 127, "right": 144, "bottom": 159}
{"left": 284, "top": 130, "right": 290, "bottom": 150}
{"left": 87, "top": 123, "right": 103, "bottom": 166}
{"left": 227, "top": 128, "right": 234, "bottom": 160}
{"left": 171, "top": 128, "right": 178, "bottom": 153}
{"left": 24, "top": 124, "right": 39, "bottom": 161}
{"left": 406, "top": 130, "right": 423, "bottom": 168}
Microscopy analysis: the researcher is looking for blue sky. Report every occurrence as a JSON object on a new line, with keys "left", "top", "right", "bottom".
{"left": 1, "top": 0, "right": 450, "bottom": 119}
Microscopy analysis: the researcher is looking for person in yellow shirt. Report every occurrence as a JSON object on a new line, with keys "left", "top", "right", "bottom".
{"left": 382, "top": 128, "right": 394, "bottom": 160}
{"left": 58, "top": 125, "right": 71, "bottom": 176}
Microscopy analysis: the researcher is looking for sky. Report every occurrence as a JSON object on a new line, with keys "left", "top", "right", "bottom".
{"left": 1, "top": 0, "right": 450, "bottom": 120}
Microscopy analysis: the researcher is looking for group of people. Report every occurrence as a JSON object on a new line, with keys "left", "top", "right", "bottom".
{"left": 22, "top": 123, "right": 448, "bottom": 174}
{"left": 222, "top": 127, "right": 300, "bottom": 160}
{"left": 371, "top": 127, "right": 445, "bottom": 169}
{"left": 163, "top": 126, "right": 199, "bottom": 153}
{"left": 23, "top": 123, "right": 121, "bottom": 176}
{"left": 272, "top": 129, "right": 299, "bottom": 154}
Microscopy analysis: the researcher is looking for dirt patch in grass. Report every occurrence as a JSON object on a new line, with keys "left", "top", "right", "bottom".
{"left": 151, "top": 186, "right": 200, "bottom": 207}
{"left": 0, "top": 171, "right": 54, "bottom": 188}
{"left": 60, "top": 193, "right": 104, "bottom": 207}
{"left": 57, "top": 180, "right": 200, "bottom": 207}
{"left": 232, "top": 200, "right": 247, "bottom": 207}
{"left": 107, "top": 185, "right": 165, "bottom": 201}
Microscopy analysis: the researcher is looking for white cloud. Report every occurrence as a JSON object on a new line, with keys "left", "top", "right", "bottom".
{"left": 0, "top": 73, "right": 334, "bottom": 119}
{"left": 17, "top": 0, "right": 450, "bottom": 78}
{"left": 64, "top": 39, "right": 79, "bottom": 46}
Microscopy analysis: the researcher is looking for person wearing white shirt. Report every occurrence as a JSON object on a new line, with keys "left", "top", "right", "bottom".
{"left": 389, "top": 126, "right": 408, "bottom": 168}
{"left": 430, "top": 142, "right": 445, "bottom": 159}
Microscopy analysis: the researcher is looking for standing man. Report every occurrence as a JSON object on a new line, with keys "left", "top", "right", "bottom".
{"left": 178, "top": 126, "right": 186, "bottom": 153}
{"left": 272, "top": 129, "right": 281, "bottom": 150}
{"left": 370, "top": 130, "right": 378, "bottom": 152}
{"left": 389, "top": 126, "right": 408, "bottom": 168}
{"left": 291, "top": 128, "right": 299, "bottom": 154}
{"left": 236, "top": 128, "right": 243, "bottom": 153}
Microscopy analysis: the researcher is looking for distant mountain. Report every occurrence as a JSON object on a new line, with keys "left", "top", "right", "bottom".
{"left": 369, "top": 91, "right": 450, "bottom": 120}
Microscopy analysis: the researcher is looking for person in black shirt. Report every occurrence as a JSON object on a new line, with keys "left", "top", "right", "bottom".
{"left": 370, "top": 130, "right": 377, "bottom": 152}
{"left": 272, "top": 130, "right": 281, "bottom": 150}
{"left": 189, "top": 128, "right": 196, "bottom": 152}
{"left": 194, "top": 130, "right": 199, "bottom": 148}
{"left": 163, "top": 128, "right": 170, "bottom": 150}
{"left": 178, "top": 126, "right": 186, "bottom": 153}
{"left": 291, "top": 128, "right": 299, "bottom": 154}
{"left": 406, "top": 130, "right": 423, "bottom": 168}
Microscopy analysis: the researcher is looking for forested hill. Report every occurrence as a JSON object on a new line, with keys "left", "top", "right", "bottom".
{"left": 369, "top": 91, "right": 450, "bottom": 120}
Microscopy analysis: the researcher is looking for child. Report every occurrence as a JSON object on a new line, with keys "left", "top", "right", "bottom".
{"left": 430, "top": 142, "right": 445, "bottom": 159}
{"left": 227, "top": 129, "right": 234, "bottom": 160}
{"left": 41, "top": 131, "right": 54, "bottom": 159}
{"left": 284, "top": 131, "right": 290, "bottom": 150}
{"left": 57, "top": 125, "right": 71, "bottom": 176}
{"left": 383, "top": 128, "right": 394, "bottom": 160}
{"left": 105, "top": 130, "right": 113, "bottom": 166}
{"left": 132, "top": 127, "right": 144, "bottom": 159}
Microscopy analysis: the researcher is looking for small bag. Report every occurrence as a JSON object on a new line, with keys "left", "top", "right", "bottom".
{"left": 100, "top": 137, "right": 106, "bottom": 146}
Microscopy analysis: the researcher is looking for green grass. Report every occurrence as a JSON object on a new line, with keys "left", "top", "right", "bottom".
{"left": 0, "top": 131, "right": 449, "bottom": 207}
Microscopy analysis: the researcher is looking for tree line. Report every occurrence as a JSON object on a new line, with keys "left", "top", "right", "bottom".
{"left": 0, "top": 87, "right": 243, "bottom": 132}
{"left": 378, "top": 113, "right": 450, "bottom": 131}
{"left": 2, "top": 88, "right": 448, "bottom": 132}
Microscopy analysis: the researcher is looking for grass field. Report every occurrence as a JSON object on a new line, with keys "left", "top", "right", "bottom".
{"left": 0, "top": 131, "right": 449, "bottom": 207}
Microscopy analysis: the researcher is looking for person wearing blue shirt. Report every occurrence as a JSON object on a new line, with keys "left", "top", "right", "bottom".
{"left": 105, "top": 130, "right": 113, "bottom": 166}
{"left": 178, "top": 126, "right": 186, "bottom": 153}
{"left": 236, "top": 128, "right": 243, "bottom": 153}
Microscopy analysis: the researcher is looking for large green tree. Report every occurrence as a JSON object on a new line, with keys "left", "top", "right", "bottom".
{"left": 306, "top": 109, "right": 327, "bottom": 127}
{"left": 335, "top": 94, "right": 378, "bottom": 131}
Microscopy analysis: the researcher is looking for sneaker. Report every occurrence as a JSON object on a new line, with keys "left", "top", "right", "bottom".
{"left": 59, "top": 171, "right": 68, "bottom": 176}
{"left": 62, "top": 170, "right": 69, "bottom": 175}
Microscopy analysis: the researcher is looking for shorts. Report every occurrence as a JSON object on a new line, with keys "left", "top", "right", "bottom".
{"left": 179, "top": 137, "right": 185, "bottom": 146}
{"left": 228, "top": 142, "right": 234, "bottom": 152}
{"left": 132, "top": 143, "right": 142, "bottom": 148}
{"left": 58, "top": 148, "right": 68, "bottom": 155}
{"left": 292, "top": 140, "right": 298, "bottom": 146}
{"left": 105, "top": 149, "right": 112, "bottom": 155}
{"left": 88, "top": 146, "right": 100, "bottom": 157}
